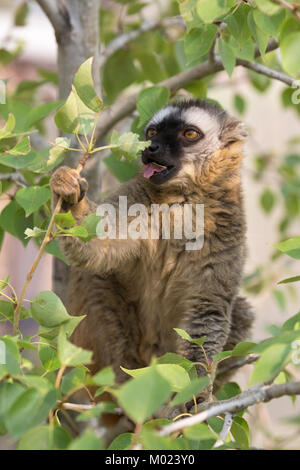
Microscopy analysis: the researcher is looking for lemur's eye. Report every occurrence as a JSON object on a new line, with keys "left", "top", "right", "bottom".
{"left": 147, "top": 128, "right": 157, "bottom": 138}
{"left": 184, "top": 129, "right": 200, "bottom": 140}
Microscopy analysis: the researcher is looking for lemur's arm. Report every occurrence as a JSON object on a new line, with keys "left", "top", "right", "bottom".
{"left": 50, "top": 166, "right": 141, "bottom": 273}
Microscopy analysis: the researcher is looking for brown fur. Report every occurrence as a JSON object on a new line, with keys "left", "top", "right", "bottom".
{"left": 50, "top": 114, "right": 254, "bottom": 388}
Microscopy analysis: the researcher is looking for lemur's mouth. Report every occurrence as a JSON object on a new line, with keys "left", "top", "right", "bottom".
{"left": 143, "top": 162, "right": 173, "bottom": 179}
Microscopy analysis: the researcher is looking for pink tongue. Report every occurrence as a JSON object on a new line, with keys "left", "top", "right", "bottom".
{"left": 144, "top": 163, "right": 166, "bottom": 179}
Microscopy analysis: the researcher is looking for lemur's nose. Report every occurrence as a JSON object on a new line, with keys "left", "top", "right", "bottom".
{"left": 148, "top": 143, "right": 160, "bottom": 154}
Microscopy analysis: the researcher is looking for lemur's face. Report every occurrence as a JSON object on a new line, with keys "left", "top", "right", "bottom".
{"left": 141, "top": 101, "right": 226, "bottom": 185}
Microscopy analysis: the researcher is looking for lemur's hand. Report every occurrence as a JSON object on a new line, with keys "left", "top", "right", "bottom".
{"left": 50, "top": 166, "right": 88, "bottom": 206}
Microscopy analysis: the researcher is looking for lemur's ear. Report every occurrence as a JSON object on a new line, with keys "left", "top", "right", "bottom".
{"left": 220, "top": 116, "right": 248, "bottom": 147}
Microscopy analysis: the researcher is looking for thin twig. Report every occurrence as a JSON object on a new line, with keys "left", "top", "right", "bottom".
{"left": 272, "top": 0, "right": 300, "bottom": 22}
{"left": 0, "top": 172, "right": 28, "bottom": 187}
{"left": 213, "top": 413, "right": 233, "bottom": 447}
{"left": 159, "top": 381, "right": 300, "bottom": 437}
{"left": 237, "top": 59, "right": 297, "bottom": 87}
{"left": 100, "top": 17, "right": 185, "bottom": 65}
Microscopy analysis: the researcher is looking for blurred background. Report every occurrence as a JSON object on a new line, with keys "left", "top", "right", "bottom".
{"left": 0, "top": 0, "right": 299, "bottom": 449}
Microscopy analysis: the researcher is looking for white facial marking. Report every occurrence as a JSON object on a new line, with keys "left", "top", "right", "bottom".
{"left": 147, "top": 106, "right": 178, "bottom": 127}
{"left": 181, "top": 107, "right": 220, "bottom": 135}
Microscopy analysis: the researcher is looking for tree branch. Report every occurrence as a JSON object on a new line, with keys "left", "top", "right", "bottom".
{"left": 100, "top": 17, "right": 185, "bottom": 66}
{"left": 95, "top": 39, "right": 286, "bottom": 141}
{"left": 35, "top": 0, "right": 68, "bottom": 35}
{"left": 272, "top": 0, "right": 300, "bottom": 22}
{"left": 237, "top": 59, "right": 297, "bottom": 87}
{"left": 217, "top": 354, "right": 259, "bottom": 376}
{"left": 159, "top": 381, "right": 300, "bottom": 437}
{"left": 0, "top": 172, "right": 28, "bottom": 187}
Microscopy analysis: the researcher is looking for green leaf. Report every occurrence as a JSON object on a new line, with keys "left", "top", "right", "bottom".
{"left": 110, "top": 130, "right": 150, "bottom": 162}
{"left": 73, "top": 57, "right": 103, "bottom": 113}
{"left": 197, "top": 0, "right": 233, "bottom": 23}
{"left": 0, "top": 150, "right": 39, "bottom": 169}
{"left": 67, "top": 429, "right": 104, "bottom": 450}
{"left": 104, "top": 153, "right": 140, "bottom": 182}
{"left": 80, "top": 213, "right": 102, "bottom": 241}
{"left": 116, "top": 366, "right": 171, "bottom": 422}
{"left": 273, "top": 236, "right": 300, "bottom": 259}
{"left": 280, "top": 31, "right": 300, "bottom": 76}
{"left": 0, "top": 113, "right": 15, "bottom": 139}
{"left": 278, "top": 275, "right": 300, "bottom": 285}
{"left": 122, "top": 363, "right": 191, "bottom": 392}
{"left": 249, "top": 342, "right": 292, "bottom": 385}
{"left": 18, "top": 425, "right": 61, "bottom": 450}
{"left": 47, "top": 137, "right": 71, "bottom": 170}
{"left": 232, "top": 341, "right": 256, "bottom": 356}
{"left": 174, "top": 328, "right": 206, "bottom": 347}
{"left": 14, "top": 2, "right": 29, "bottom": 26}
{"left": 170, "top": 377, "right": 209, "bottom": 406}
{"left": 229, "top": 37, "right": 254, "bottom": 62}
{"left": 218, "top": 38, "right": 235, "bottom": 77}
{"left": 137, "top": 86, "right": 170, "bottom": 129}
{"left": 260, "top": 187, "right": 275, "bottom": 213}
{"left": 273, "top": 289, "right": 286, "bottom": 311}
{"left": 217, "top": 381, "right": 241, "bottom": 400}
{"left": 213, "top": 350, "right": 233, "bottom": 361}
{"left": 16, "top": 186, "right": 51, "bottom": 217}
{"left": 157, "top": 352, "right": 195, "bottom": 371}
{"left": 54, "top": 211, "right": 75, "bottom": 228}
{"left": 0, "top": 200, "right": 32, "bottom": 246}
{"left": 0, "top": 382, "right": 25, "bottom": 434}
{"left": 31, "top": 291, "right": 72, "bottom": 328}
{"left": 183, "top": 422, "right": 216, "bottom": 441}
{"left": 282, "top": 312, "right": 300, "bottom": 332}
{"left": 24, "top": 100, "right": 63, "bottom": 129}
{"left": 230, "top": 416, "right": 250, "bottom": 450}
{"left": 61, "top": 368, "right": 86, "bottom": 394}
{"left": 141, "top": 429, "right": 186, "bottom": 450}
{"left": 44, "top": 239, "right": 70, "bottom": 264}
{"left": 108, "top": 432, "right": 133, "bottom": 450}
{"left": 55, "top": 86, "right": 95, "bottom": 135}
{"left": 0, "top": 300, "right": 30, "bottom": 324}
{"left": 58, "top": 329, "right": 92, "bottom": 367}
{"left": 253, "top": 9, "right": 285, "bottom": 37}
{"left": 0, "top": 336, "right": 21, "bottom": 378}
{"left": 184, "top": 24, "right": 218, "bottom": 65}
{"left": 8, "top": 136, "right": 31, "bottom": 155}
{"left": 5, "top": 388, "right": 57, "bottom": 438}
{"left": 255, "top": 0, "right": 281, "bottom": 15}
{"left": 233, "top": 94, "right": 247, "bottom": 115}
{"left": 38, "top": 314, "right": 85, "bottom": 341}
{"left": 58, "top": 225, "right": 89, "bottom": 240}
{"left": 226, "top": 4, "right": 251, "bottom": 44}
{"left": 92, "top": 366, "right": 115, "bottom": 386}
{"left": 248, "top": 10, "right": 269, "bottom": 57}
{"left": 39, "top": 343, "right": 60, "bottom": 372}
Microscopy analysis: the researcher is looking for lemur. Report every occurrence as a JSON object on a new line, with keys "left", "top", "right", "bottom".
{"left": 50, "top": 99, "right": 254, "bottom": 388}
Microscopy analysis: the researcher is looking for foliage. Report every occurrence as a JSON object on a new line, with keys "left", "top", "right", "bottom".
{"left": 0, "top": 0, "right": 300, "bottom": 450}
